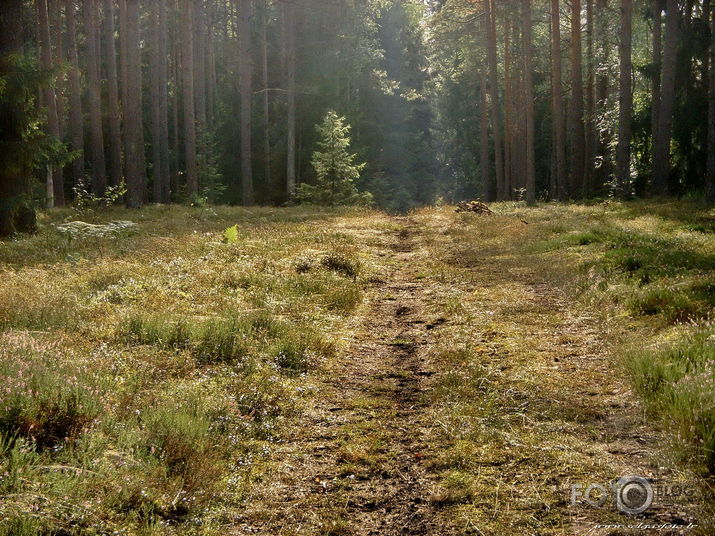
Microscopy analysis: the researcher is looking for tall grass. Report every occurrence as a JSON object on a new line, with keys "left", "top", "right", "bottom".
{"left": 122, "top": 312, "right": 332, "bottom": 369}
{"left": 625, "top": 323, "right": 715, "bottom": 471}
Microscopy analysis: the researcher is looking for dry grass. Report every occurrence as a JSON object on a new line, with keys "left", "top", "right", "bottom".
{"left": 411, "top": 199, "right": 714, "bottom": 534}
{"left": 0, "top": 205, "right": 392, "bottom": 535}
{"left": 0, "top": 200, "right": 711, "bottom": 535}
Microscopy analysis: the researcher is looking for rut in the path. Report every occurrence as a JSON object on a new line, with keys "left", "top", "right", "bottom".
{"left": 233, "top": 220, "right": 440, "bottom": 536}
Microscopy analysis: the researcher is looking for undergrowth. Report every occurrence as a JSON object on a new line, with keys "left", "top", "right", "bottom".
{"left": 0, "top": 205, "right": 381, "bottom": 534}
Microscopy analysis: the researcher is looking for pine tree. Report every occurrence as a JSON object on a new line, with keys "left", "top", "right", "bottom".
{"left": 296, "top": 111, "right": 370, "bottom": 206}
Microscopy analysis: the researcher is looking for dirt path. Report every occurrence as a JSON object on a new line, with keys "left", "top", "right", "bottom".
{"left": 233, "top": 219, "right": 440, "bottom": 535}
{"left": 232, "top": 214, "right": 705, "bottom": 535}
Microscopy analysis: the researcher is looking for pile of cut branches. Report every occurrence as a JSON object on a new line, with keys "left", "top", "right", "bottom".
{"left": 455, "top": 200, "right": 493, "bottom": 215}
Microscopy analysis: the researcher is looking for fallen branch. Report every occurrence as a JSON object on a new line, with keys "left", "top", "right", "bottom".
{"left": 455, "top": 200, "right": 494, "bottom": 215}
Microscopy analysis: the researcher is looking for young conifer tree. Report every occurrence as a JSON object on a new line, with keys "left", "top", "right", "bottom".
{"left": 296, "top": 111, "right": 370, "bottom": 206}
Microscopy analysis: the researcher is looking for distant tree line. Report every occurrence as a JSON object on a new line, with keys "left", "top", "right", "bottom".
{"left": 1, "top": 0, "right": 438, "bottom": 233}
{"left": 1, "top": 0, "right": 714, "bottom": 236}
{"left": 428, "top": 0, "right": 715, "bottom": 204}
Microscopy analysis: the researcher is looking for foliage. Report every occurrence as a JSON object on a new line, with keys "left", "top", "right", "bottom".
{"left": 296, "top": 111, "right": 371, "bottom": 206}
{"left": 71, "top": 177, "right": 128, "bottom": 216}
{"left": 0, "top": 54, "right": 48, "bottom": 236}
{"left": 223, "top": 223, "right": 239, "bottom": 244}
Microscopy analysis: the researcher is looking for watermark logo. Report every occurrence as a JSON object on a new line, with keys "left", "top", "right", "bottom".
{"left": 614, "top": 476, "right": 653, "bottom": 515}
{"left": 571, "top": 475, "right": 696, "bottom": 516}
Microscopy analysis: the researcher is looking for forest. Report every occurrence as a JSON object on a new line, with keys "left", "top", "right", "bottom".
{"left": 0, "top": 0, "right": 714, "bottom": 534}
{"left": 1, "top": 0, "right": 713, "bottom": 228}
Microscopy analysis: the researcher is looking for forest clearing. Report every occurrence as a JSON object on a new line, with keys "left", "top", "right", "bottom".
{"left": 2, "top": 0, "right": 715, "bottom": 533}
{"left": 0, "top": 200, "right": 712, "bottom": 534}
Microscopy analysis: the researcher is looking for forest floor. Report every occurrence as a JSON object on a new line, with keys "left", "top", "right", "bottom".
{"left": 0, "top": 201, "right": 713, "bottom": 535}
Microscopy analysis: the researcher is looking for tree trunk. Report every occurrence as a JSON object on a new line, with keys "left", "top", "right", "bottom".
{"left": 568, "top": 0, "right": 585, "bottom": 197}
{"left": 103, "top": 0, "right": 123, "bottom": 187}
{"left": 650, "top": 0, "right": 662, "bottom": 162}
{"left": 119, "top": 0, "right": 128, "bottom": 110}
{"left": 50, "top": 0, "right": 65, "bottom": 145}
{"left": 707, "top": 0, "right": 715, "bottom": 204}
{"left": 83, "top": 0, "right": 107, "bottom": 196}
{"left": 64, "top": 0, "right": 85, "bottom": 188}
{"left": 123, "top": 0, "right": 146, "bottom": 207}
{"left": 148, "top": 0, "right": 170, "bottom": 203}
{"left": 151, "top": 0, "right": 165, "bottom": 203}
{"left": 595, "top": 0, "right": 611, "bottom": 193}
{"left": 181, "top": 0, "right": 199, "bottom": 198}
{"left": 480, "top": 66, "right": 493, "bottom": 201}
{"left": 551, "top": 0, "right": 567, "bottom": 200}
{"left": 485, "top": 0, "right": 505, "bottom": 200}
{"left": 284, "top": 0, "right": 297, "bottom": 198}
{"left": 159, "top": 0, "right": 170, "bottom": 202}
{"left": 194, "top": 1, "right": 207, "bottom": 128}
{"left": 584, "top": 0, "right": 595, "bottom": 196}
{"left": 238, "top": 0, "right": 254, "bottom": 205}
{"left": 503, "top": 20, "right": 512, "bottom": 200}
{"left": 616, "top": 0, "right": 633, "bottom": 198}
{"left": 0, "top": 0, "right": 36, "bottom": 236}
{"left": 262, "top": 4, "right": 271, "bottom": 186}
{"left": 206, "top": 0, "right": 218, "bottom": 122}
{"left": 38, "top": 0, "right": 63, "bottom": 206}
{"left": 170, "top": 3, "right": 181, "bottom": 196}
{"left": 651, "top": 0, "right": 679, "bottom": 195}
{"left": 523, "top": 0, "right": 536, "bottom": 205}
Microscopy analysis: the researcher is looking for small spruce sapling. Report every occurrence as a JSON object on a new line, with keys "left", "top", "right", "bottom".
{"left": 296, "top": 111, "right": 371, "bottom": 206}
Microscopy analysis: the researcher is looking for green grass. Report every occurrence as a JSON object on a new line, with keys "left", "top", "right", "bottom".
{"left": 413, "top": 199, "right": 714, "bottom": 533}
{"left": 0, "top": 200, "right": 711, "bottom": 534}
{"left": 625, "top": 324, "right": 715, "bottom": 471}
{"left": 0, "top": 205, "right": 385, "bottom": 535}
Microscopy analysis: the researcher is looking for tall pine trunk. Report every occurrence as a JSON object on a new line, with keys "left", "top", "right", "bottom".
{"left": 568, "top": 0, "right": 585, "bottom": 197}
{"left": 651, "top": 0, "right": 678, "bottom": 195}
{"left": 485, "top": 0, "right": 505, "bottom": 201}
{"left": 262, "top": 5, "right": 271, "bottom": 186}
{"left": 38, "top": 0, "right": 63, "bottom": 206}
{"left": 503, "top": 21, "right": 512, "bottom": 200}
{"left": 151, "top": 0, "right": 165, "bottom": 203}
{"left": 158, "top": 0, "right": 170, "bottom": 202}
{"left": 551, "top": 0, "right": 567, "bottom": 200}
{"left": 123, "top": 0, "right": 146, "bottom": 207}
{"left": 595, "top": 0, "right": 611, "bottom": 193}
{"left": 103, "top": 0, "right": 123, "bottom": 187}
{"left": 194, "top": 2, "right": 207, "bottom": 128}
{"left": 523, "top": 0, "right": 536, "bottom": 206}
{"left": 238, "top": 0, "right": 254, "bottom": 205}
{"left": 181, "top": 0, "right": 199, "bottom": 197}
{"left": 50, "top": 0, "right": 65, "bottom": 146}
{"left": 64, "top": 0, "right": 85, "bottom": 189}
{"left": 651, "top": 0, "right": 662, "bottom": 162}
{"left": 616, "top": 0, "right": 633, "bottom": 198}
{"left": 284, "top": 0, "right": 297, "bottom": 198}
{"left": 584, "top": 0, "right": 595, "bottom": 196}
{"left": 84, "top": 0, "right": 107, "bottom": 196}
{"left": 480, "top": 65, "right": 493, "bottom": 201}
{"left": 707, "top": 0, "right": 715, "bottom": 204}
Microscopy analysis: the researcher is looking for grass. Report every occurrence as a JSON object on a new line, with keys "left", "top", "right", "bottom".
{"left": 0, "top": 205, "right": 385, "bottom": 535}
{"left": 412, "top": 199, "right": 714, "bottom": 534}
{"left": 0, "top": 199, "right": 711, "bottom": 534}
{"left": 625, "top": 323, "right": 715, "bottom": 472}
